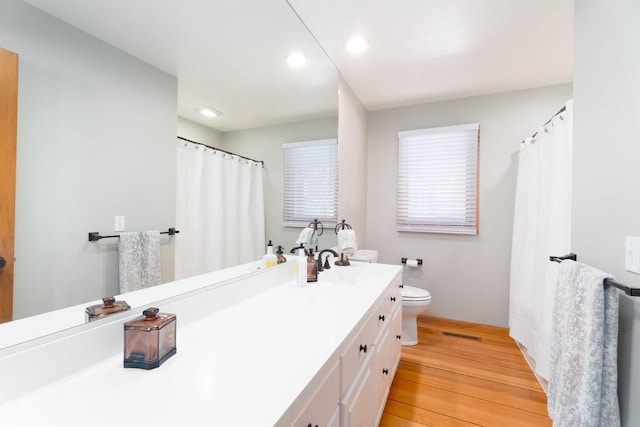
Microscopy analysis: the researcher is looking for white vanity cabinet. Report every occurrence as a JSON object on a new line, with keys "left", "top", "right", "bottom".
{"left": 280, "top": 267, "right": 403, "bottom": 427}
{"left": 339, "top": 273, "right": 403, "bottom": 427}
{"left": 0, "top": 261, "right": 403, "bottom": 427}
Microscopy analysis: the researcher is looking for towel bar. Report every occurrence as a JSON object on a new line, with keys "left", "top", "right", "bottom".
{"left": 89, "top": 228, "right": 179, "bottom": 242}
{"left": 550, "top": 253, "right": 640, "bottom": 297}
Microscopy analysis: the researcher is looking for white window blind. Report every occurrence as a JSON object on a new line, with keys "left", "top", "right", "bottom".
{"left": 397, "top": 123, "right": 479, "bottom": 235}
{"left": 283, "top": 138, "right": 338, "bottom": 227}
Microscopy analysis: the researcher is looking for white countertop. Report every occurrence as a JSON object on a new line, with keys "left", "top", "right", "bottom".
{"left": 0, "top": 261, "right": 401, "bottom": 426}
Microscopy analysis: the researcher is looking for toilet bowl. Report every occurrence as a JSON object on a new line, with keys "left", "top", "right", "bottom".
{"left": 401, "top": 285, "right": 432, "bottom": 346}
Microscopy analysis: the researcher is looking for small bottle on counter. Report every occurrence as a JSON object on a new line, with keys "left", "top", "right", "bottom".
{"left": 263, "top": 240, "right": 277, "bottom": 269}
{"left": 306, "top": 248, "right": 318, "bottom": 282}
{"left": 296, "top": 247, "right": 307, "bottom": 287}
{"left": 276, "top": 245, "right": 287, "bottom": 264}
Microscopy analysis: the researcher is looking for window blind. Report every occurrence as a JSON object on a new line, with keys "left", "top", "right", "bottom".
{"left": 397, "top": 123, "right": 479, "bottom": 235}
{"left": 283, "top": 138, "right": 338, "bottom": 227}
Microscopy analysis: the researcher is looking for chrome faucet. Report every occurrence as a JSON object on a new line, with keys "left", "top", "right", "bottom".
{"left": 317, "top": 249, "right": 338, "bottom": 272}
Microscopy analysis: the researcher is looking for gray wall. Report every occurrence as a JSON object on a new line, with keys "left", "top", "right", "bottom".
{"left": 337, "top": 77, "right": 369, "bottom": 248}
{"left": 366, "top": 84, "right": 573, "bottom": 327}
{"left": 0, "top": 0, "right": 178, "bottom": 319}
{"left": 221, "top": 116, "right": 338, "bottom": 252}
{"left": 573, "top": 0, "right": 640, "bottom": 424}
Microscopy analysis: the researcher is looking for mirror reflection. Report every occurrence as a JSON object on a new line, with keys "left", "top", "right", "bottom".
{"left": 0, "top": 0, "right": 338, "bottom": 348}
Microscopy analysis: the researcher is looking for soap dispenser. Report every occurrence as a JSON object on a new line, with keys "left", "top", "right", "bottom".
{"left": 276, "top": 245, "right": 287, "bottom": 264}
{"left": 263, "top": 240, "right": 277, "bottom": 268}
{"left": 306, "top": 248, "right": 318, "bottom": 282}
{"left": 296, "top": 247, "right": 307, "bottom": 287}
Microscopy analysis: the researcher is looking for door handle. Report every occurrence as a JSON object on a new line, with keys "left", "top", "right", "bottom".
{"left": 0, "top": 256, "right": 6, "bottom": 269}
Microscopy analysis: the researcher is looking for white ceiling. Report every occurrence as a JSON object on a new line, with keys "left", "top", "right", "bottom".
{"left": 23, "top": 0, "right": 573, "bottom": 131}
{"left": 289, "top": 0, "right": 574, "bottom": 111}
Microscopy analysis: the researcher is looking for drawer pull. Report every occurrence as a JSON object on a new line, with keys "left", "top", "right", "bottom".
{"left": 399, "top": 284, "right": 404, "bottom": 288}
{"left": 379, "top": 315, "right": 385, "bottom": 321}
{"left": 396, "top": 334, "right": 401, "bottom": 340}
{"left": 359, "top": 344, "right": 368, "bottom": 353}
{"left": 307, "top": 424, "right": 318, "bottom": 427}
{"left": 383, "top": 368, "right": 389, "bottom": 375}
{"left": 390, "top": 296, "right": 396, "bottom": 302}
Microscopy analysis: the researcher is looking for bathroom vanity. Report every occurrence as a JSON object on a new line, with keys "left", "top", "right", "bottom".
{"left": 0, "top": 260, "right": 402, "bottom": 426}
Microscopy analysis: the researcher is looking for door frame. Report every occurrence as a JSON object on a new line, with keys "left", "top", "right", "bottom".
{"left": 0, "top": 47, "right": 18, "bottom": 323}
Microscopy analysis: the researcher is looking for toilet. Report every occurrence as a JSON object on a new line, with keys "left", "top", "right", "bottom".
{"left": 401, "top": 285, "right": 432, "bottom": 346}
{"left": 349, "top": 250, "right": 432, "bottom": 346}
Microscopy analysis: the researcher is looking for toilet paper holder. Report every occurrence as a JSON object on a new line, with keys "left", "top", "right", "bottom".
{"left": 401, "top": 258, "right": 423, "bottom": 266}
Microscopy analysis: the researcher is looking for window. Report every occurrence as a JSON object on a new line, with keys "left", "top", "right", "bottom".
{"left": 397, "top": 123, "right": 479, "bottom": 235}
{"left": 283, "top": 138, "right": 338, "bottom": 227}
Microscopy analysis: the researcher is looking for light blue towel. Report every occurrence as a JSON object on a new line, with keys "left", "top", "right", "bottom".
{"left": 548, "top": 260, "right": 620, "bottom": 427}
{"left": 118, "top": 231, "right": 161, "bottom": 293}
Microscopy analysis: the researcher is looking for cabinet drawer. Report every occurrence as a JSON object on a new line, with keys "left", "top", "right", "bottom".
{"left": 340, "top": 312, "right": 376, "bottom": 395}
{"left": 291, "top": 359, "right": 340, "bottom": 427}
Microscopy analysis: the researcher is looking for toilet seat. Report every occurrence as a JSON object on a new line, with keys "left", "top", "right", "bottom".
{"left": 402, "top": 285, "right": 431, "bottom": 302}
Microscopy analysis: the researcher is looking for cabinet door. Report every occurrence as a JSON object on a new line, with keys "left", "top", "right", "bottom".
{"left": 376, "top": 325, "right": 399, "bottom": 426}
{"left": 291, "top": 360, "right": 340, "bottom": 427}
{"left": 389, "top": 305, "right": 402, "bottom": 377}
{"left": 342, "top": 352, "right": 375, "bottom": 427}
{"left": 340, "top": 312, "right": 375, "bottom": 395}
{"left": 327, "top": 405, "right": 340, "bottom": 427}
{"left": 375, "top": 328, "right": 392, "bottom": 408}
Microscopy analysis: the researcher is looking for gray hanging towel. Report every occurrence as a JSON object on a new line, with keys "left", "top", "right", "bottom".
{"left": 548, "top": 260, "right": 620, "bottom": 427}
{"left": 118, "top": 231, "right": 161, "bottom": 294}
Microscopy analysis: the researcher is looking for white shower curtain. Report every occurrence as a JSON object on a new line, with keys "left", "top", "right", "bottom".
{"left": 509, "top": 100, "right": 573, "bottom": 381}
{"left": 174, "top": 139, "right": 265, "bottom": 279}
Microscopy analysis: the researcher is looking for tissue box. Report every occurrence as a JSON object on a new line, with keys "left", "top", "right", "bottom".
{"left": 124, "top": 307, "right": 176, "bottom": 369}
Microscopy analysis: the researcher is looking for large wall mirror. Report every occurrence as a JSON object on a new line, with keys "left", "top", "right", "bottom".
{"left": 0, "top": 0, "right": 338, "bottom": 348}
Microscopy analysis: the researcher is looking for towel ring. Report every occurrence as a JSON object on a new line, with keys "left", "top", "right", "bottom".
{"left": 335, "top": 219, "right": 352, "bottom": 234}
{"left": 308, "top": 219, "right": 324, "bottom": 236}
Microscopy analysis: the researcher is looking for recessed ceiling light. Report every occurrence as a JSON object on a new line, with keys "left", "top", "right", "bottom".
{"left": 287, "top": 51, "right": 307, "bottom": 68}
{"left": 198, "top": 107, "right": 223, "bottom": 118}
{"left": 345, "top": 36, "right": 368, "bottom": 54}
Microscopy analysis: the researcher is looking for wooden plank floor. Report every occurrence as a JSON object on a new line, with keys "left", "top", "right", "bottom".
{"left": 380, "top": 315, "right": 552, "bottom": 426}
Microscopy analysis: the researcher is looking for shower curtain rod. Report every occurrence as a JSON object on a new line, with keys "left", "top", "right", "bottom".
{"left": 524, "top": 105, "right": 567, "bottom": 141}
{"left": 177, "top": 136, "right": 264, "bottom": 166}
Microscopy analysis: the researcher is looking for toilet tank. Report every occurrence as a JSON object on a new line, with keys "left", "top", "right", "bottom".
{"left": 349, "top": 250, "right": 378, "bottom": 263}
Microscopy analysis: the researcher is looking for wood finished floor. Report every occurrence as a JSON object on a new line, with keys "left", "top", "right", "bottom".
{"left": 380, "top": 315, "right": 552, "bottom": 426}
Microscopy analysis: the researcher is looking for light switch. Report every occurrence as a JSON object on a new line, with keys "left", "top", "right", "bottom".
{"left": 114, "top": 216, "right": 125, "bottom": 232}
{"left": 625, "top": 236, "right": 640, "bottom": 274}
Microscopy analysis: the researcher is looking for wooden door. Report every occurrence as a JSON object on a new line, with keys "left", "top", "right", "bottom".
{"left": 0, "top": 47, "right": 18, "bottom": 323}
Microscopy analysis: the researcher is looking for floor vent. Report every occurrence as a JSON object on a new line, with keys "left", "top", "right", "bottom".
{"left": 442, "top": 331, "right": 482, "bottom": 341}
